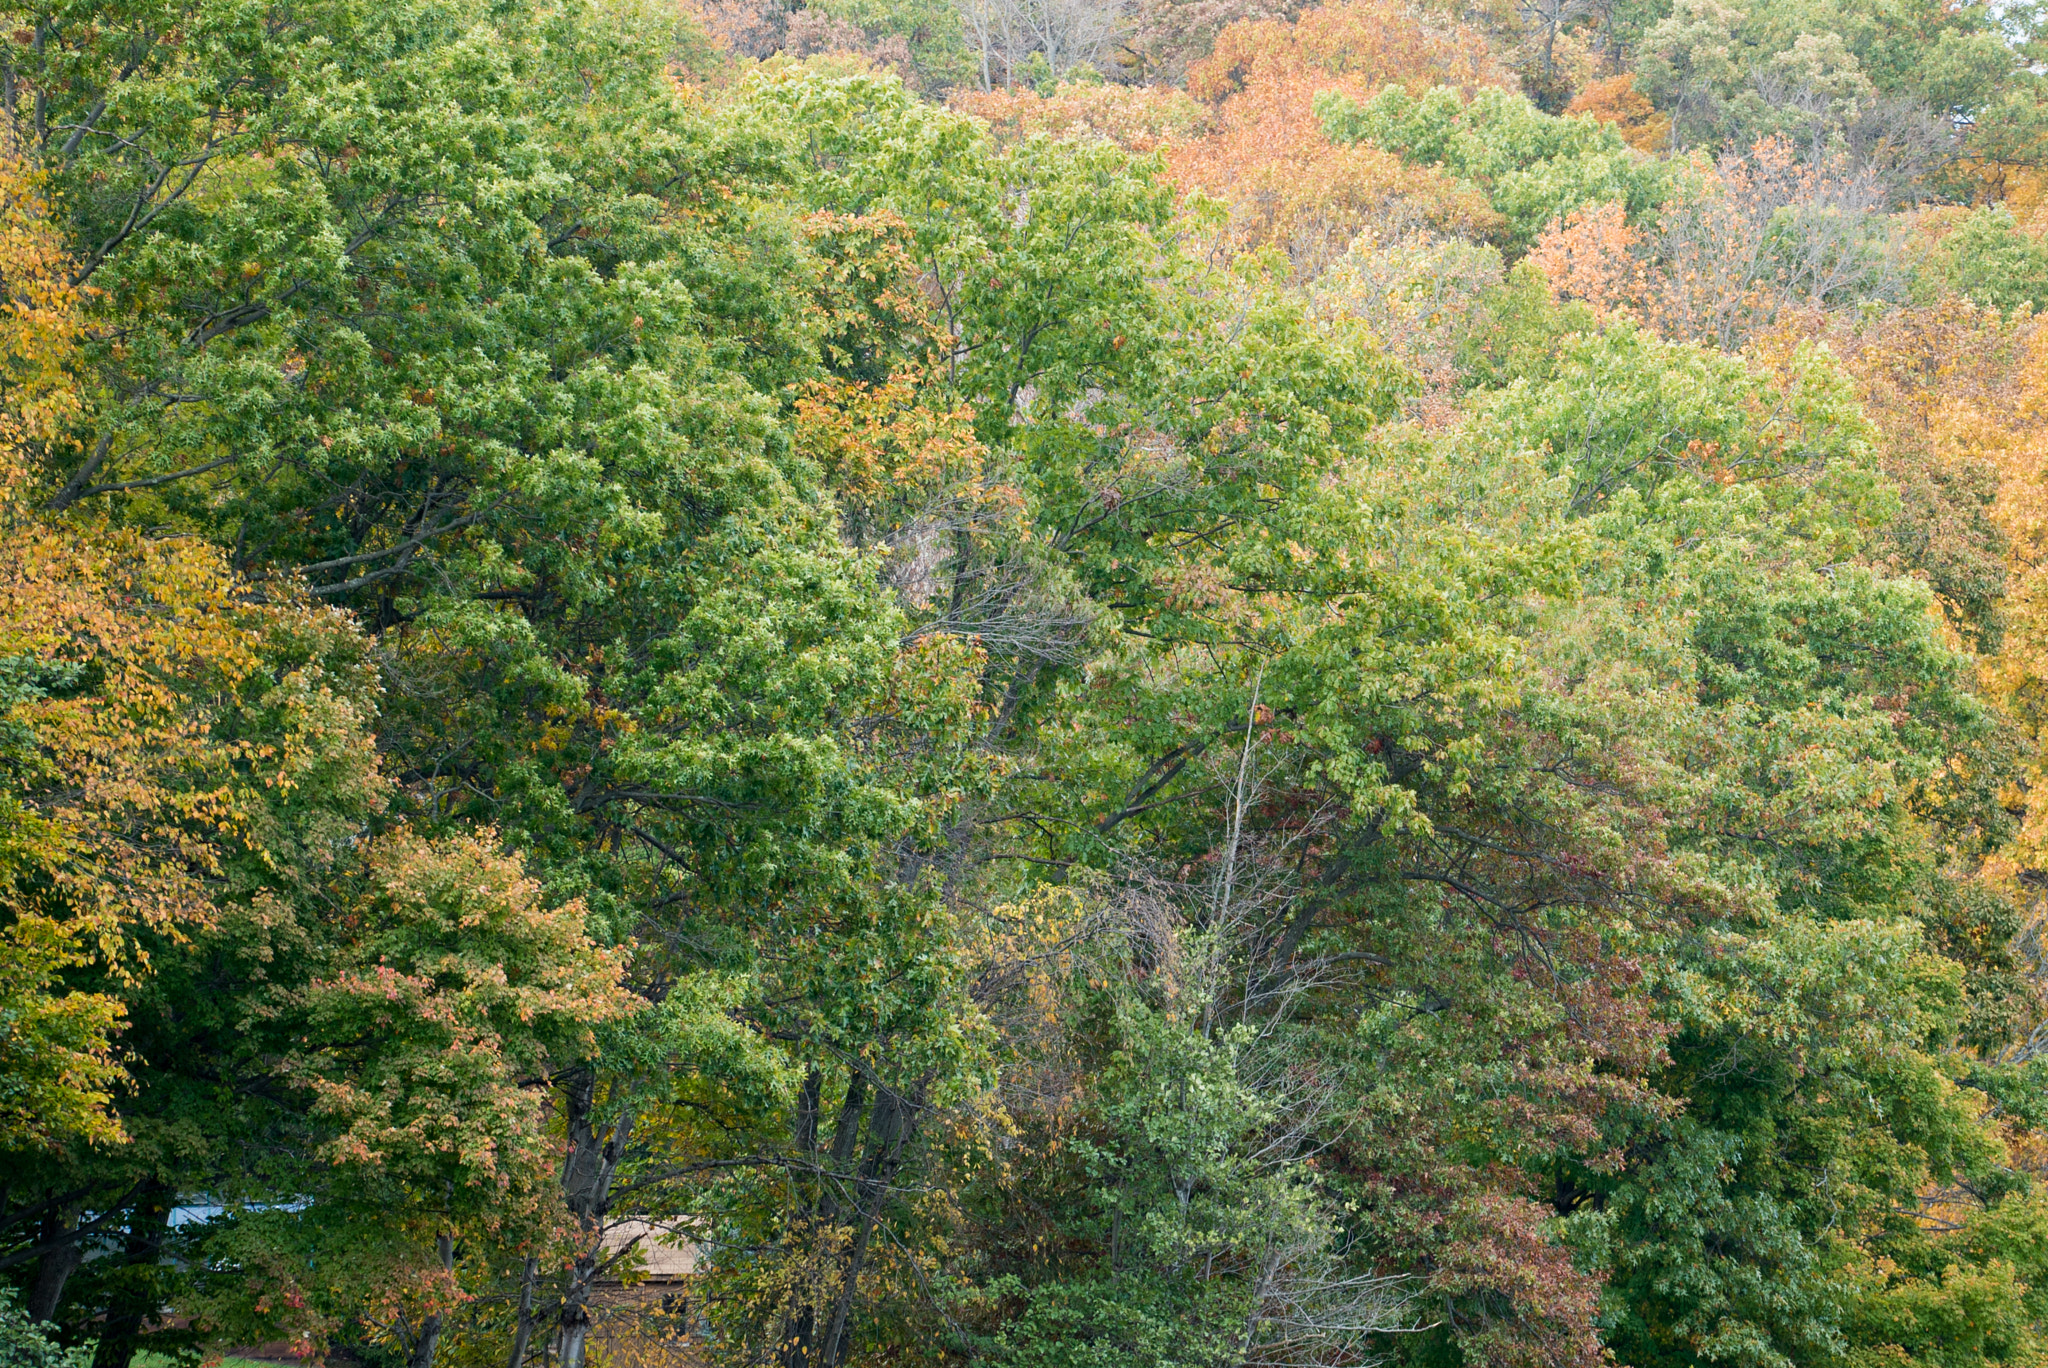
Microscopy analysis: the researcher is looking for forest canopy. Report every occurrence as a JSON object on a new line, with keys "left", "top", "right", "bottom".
{"left": 7, "top": 0, "right": 2048, "bottom": 1367}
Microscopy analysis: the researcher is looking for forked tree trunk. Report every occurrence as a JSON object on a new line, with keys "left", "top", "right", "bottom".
{"left": 775, "top": 1072, "right": 925, "bottom": 1368}
{"left": 556, "top": 1067, "right": 635, "bottom": 1368}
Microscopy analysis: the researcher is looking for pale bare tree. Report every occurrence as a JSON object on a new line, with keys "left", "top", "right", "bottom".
{"left": 1649, "top": 136, "right": 1901, "bottom": 350}
{"left": 957, "top": 0, "right": 1130, "bottom": 87}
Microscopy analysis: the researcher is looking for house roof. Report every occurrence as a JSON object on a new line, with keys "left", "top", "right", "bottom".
{"left": 598, "top": 1219, "right": 697, "bottom": 1282}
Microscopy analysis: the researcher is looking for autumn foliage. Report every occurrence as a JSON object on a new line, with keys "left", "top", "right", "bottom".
{"left": 18, "top": 2, "right": 2048, "bottom": 1368}
{"left": 1564, "top": 73, "right": 1670, "bottom": 153}
{"left": 1525, "top": 200, "right": 1640, "bottom": 320}
{"left": 961, "top": 1, "right": 1510, "bottom": 274}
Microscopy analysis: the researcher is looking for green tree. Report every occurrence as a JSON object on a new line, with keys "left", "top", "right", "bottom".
{"left": 1316, "top": 84, "right": 1671, "bottom": 253}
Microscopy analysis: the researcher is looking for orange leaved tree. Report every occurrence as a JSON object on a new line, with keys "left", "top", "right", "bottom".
{"left": 1174, "top": 1, "right": 1511, "bottom": 273}
{"left": 960, "top": 3, "right": 1512, "bottom": 278}
{"left": 1564, "top": 73, "right": 1671, "bottom": 153}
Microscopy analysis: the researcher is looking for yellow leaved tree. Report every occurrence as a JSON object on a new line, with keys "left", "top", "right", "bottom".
{"left": 0, "top": 121, "right": 385, "bottom": 1151}
{"left": 1984, "top": 323, "right": 2048, "bottom": 877}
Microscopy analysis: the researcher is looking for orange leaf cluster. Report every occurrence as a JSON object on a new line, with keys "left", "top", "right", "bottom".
{"left": 796, "top": 369, "right": 990, "bottom": 531}
{"left": 961, "top": 3, "right": 1511, "bottom": 276}
{"left": 1174, "top": 1, "right": 1509, "bottom": 271}
{"left": 1182, "top": 0, "right": 1508, "bottom": 105}
{"left": 954, "top": 81, "right": 1215, "bottom": 153}
{"left": 1526, "top": 201, "right": 1642, "bottom": 322}
{"left": 1563, "top": 73, "right": 1670, "bottom": 154}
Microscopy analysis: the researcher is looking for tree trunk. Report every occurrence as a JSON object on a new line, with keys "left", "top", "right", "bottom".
{"left": 775, "top": 1065, "right": 870, "bottom": 1368}
{"left": 27, "top": 1205, "right": 83, "bottom": 1323}
{"left": 776, "top": 1073, "right": 925, "bottom": 1368}
{"left": 89, "top": 1182, "right": 173, "bottom": 1368}
{"left": 406, "top": 1232, "right": 455, "bottom": 1368}
{"left": 507, "top": 1256, "right": 539, "bottom": 1368}
{"left": 556, "top": 1067, "right": 635, "bottom": 1368}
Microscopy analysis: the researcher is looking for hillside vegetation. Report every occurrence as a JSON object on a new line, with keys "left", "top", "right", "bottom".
{"left": 8, "top": 1, "right": 2048, "bottom": 1366}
